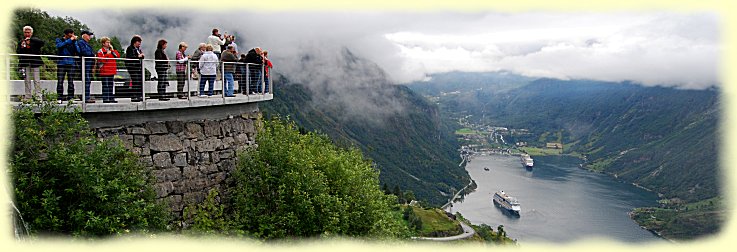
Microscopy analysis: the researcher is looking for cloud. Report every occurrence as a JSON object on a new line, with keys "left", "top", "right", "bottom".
{"left": 51, "top": 9, "right": 720, "bottom": 90}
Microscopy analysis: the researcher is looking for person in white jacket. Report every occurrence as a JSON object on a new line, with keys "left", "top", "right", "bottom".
{"left": 207, "top": 28, "right": 226, "bottom": 58}
{"left": 198, "top": 44, "right": 219, "bottom": 97}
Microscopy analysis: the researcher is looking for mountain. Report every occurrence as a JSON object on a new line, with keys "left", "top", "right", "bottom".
{"left": 261, "top": 51, "right": 469, "bottom": 206}
{"left": 408, "top": 72, "right": 721, "bottom": 203}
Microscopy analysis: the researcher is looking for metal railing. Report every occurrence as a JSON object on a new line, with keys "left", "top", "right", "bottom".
{"left": 3, "top": 53, "right": 271, "bottom": 109}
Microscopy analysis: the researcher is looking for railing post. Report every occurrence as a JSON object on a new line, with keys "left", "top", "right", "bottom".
{"left": 221, "top": 60, "right": 225, "bottom": 100}
{"left": 186, "top": 59, "right": 190, "bottom": 100}
{"left": 260, "top": 64, "right": 265, "bottom": 95}
{"left": 141, "top": 60, "right": 146, "bottom": 108}
{"left": 81, "top": 57, "right": 86, "bottom": 111}
{"left": 5, "top": 55, "right": 10, "bottom": 85}
{"left": 246, "top": 64, "right": 250, "bottom": 96}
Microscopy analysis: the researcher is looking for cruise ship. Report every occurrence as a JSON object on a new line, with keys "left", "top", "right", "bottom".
{"left": 520, "top": 153, "right": 534, "bottom": 169}
{"left": 493, "top": 190, "right": 521, "bottom": 216}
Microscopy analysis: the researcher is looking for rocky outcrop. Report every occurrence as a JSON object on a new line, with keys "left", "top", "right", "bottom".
{"left": 94, "top": 112, "right": 259, "bottom": 221}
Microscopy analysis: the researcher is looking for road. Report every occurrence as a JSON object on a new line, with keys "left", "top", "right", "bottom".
{"left": 411, "top": 221, "right": 476, "bottom": 241}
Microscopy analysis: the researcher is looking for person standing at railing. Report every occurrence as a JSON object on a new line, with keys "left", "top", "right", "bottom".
{"left": 263, "top": 50, "right": 273, "bottom": 94}
{"left": 125, "top": 35, "right": 144, "bottom": 102}
{"left": 245, "top": 47, "right": 264, "bottom": 95}
{"left": 154, "top": 39, "right": 170, "bottom": 101}
{"left": 76, "top": 30, "right": 96, "bottom": 103}
{"left": 55, "top": 28, "right": 78, "bottom": 102}
{"left": 190, "top": 43, "right": 206, "bottom": 80}
{"left": 229, "top": 35, "right": 239, "bottom": 55}
{"left": 175, "top": 42, "right": 191, "bottom": 99}
{"left": 221, "top": 45, "right": 237, "bottom": 97}
{"left": 237, "top": 53, "right": 247, "bottom": 94}
{"left": 207, "top": 28, "right": 226, "bottom": 59}
{"left": 198, "top": 44, "right": 218, "bottom": 97}
{"left": 96, "top": 37, "right": 120, "bottom": 103}
{"left": 16, "top": 25, "right": 45, "bottom": 100}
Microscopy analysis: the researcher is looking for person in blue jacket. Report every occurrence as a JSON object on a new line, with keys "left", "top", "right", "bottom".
{"left": 55, "top": 28, "right": 78, "bottom": 101}
{"left": 76, "top": 30, "right": 96, "bottom": 103}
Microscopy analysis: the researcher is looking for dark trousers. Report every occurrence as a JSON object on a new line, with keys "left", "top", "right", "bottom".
{"left": 83, "top": 62, "right": 93, "bottom": 101}
{"left": 177, "top": 71, "right": 186, "bottom": 96}
{"left": 156, "top": 68, "right": 168, "bottom": 98}
{"left": 56, "top": 64, "right": 74, "bottom": 99}
{"left": 130, "top": 70, "right": 143, "bottom": 99}
{"left": 248, "top": 68, "right": 261, "bottom": 94}
{"left": 100, "top": 75, "right": 115, "bottom": 101}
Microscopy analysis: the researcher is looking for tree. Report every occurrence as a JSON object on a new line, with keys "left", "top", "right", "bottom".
{"left": 9, "top": 95, "right": 169, "bottom": 236}
{"left": 229, "top": 118, "right": 406, "bottom": 239}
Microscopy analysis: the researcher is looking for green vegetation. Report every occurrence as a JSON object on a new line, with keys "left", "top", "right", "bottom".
{"left": 631, "top": 197, "right": 724, "bottom": 240}
{"left": 455, "top": 214, "right": 515, "bottom": 244}
{"left": 409, "top": 72, "right": 722, "bottom": 240}
{"left": 10, "top": 8, "right": 125, "bottom": 80}
{"left": 9, "top": 95, "right": 169, "bottom": 237}
{"left": 403, "top": 206, "right": 461, "bottom": 237}
{"left": 262, "top": 77, "right": 469, "bottom": 207}
{"left": 227, "top": 118, "right": 408, "bottom": 239}
{"left": 519, "top": 146, "right": 562, "bottom": 156}
{"left": 455, "top": 128, "right": 479, "bottom": 135}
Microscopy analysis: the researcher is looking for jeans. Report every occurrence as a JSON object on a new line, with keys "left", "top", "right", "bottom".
{"left": 224, "top": 72, "right": 234, "bottom": 96}
{"left": 199, "top": 74, "right": 215, "bottom": 96}
{"left": 83, "top": 62, "right": 93, "bottom": 101}
{"left": 100, "top": 75, "right": 115, "bottom": 101}
{"left": 56, "top": 64, "right": 74, "bottom": 99}
{"left": 23, "top": 66, "right": 41, "bottom": 99}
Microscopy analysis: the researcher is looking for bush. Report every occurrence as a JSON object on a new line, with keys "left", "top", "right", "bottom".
{"left": 228, "top": 118, "right": 407, "bottom": 239}
{"left": 9, "top": 95, "right": 169, "bottom": 237}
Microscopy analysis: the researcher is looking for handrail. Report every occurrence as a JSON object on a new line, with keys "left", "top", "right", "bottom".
{"left": 3, "top": 53, "right": 272, "bottom": 113}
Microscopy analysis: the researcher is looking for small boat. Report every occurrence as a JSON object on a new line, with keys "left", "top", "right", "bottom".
{"left": 484, "top": 167, "right": 490, "bottom": 171}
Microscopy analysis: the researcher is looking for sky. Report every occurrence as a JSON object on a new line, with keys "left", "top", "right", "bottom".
{"left": 47, "top": 9, "right": 720, "bottom": 89}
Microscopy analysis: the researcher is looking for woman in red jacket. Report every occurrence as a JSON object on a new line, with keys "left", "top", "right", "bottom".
{"left": 96, "top": 37, "right": 120, "bottom": 103}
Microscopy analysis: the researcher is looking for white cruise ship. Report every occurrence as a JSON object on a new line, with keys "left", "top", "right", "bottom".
{"left": 520, "top": 153, "right": 534, "bottom": 169}
{"left": 493, "top": 190, "right": 521, "bottom": 216}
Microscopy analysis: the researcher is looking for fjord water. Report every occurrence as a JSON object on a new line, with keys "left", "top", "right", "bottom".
{"left": 451, "top": 155, "right": 661, "bottom": 243}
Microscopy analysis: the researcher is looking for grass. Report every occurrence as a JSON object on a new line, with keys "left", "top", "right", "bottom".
{"left": 455, "top": 128, "right": 479, "bottom": 135}
{"left": 519, "top": 146, "right": 563, "bottom": 156}
{"left": 410, "top": 206, "right": 462, "bottom": 237}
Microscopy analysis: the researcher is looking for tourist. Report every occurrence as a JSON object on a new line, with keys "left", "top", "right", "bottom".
{"left": 229, "top": 35, "right": 239, "bottom": 54}
{"left": 125, "top": 35, "right": 144, "bottom": 102}
{"left": 55, "top": 28, "right": 78, "bottom": 101}
{"left": 76, "top": 30, "right": 95, "bottom": 103}
{"left": 190, "top": 43, "right": 206, "bottom": 80}
{"left": 245, "top": 47, "right": 264, "bottom": 94}
{"left": 154, "top": 39, "right": 170, "bottom": 101}
{"left": 236, "top": 53, "right": 248, "bottom": 94}
{"left": 198, "top": 44, "right": 218, "bottom": 97}
{"left": 96, "top": 37, "right": 120, "bottom": 103}
{"left": 263, "top": 50, "right": 273, "bottom": 94}
{"left": 16, "top": 25, "right": 45, "bottom": 100}
{"left": 207, "top": 28, "right": 226, "bottom": 59}
{"left": 175, "top": 42, "right": 191, "bottom": 99}
{"left": 220, "top": 45, "right": 238, "bottom": 97}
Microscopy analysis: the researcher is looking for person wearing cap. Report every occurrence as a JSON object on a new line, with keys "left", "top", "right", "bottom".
{"left": 77, "top": 30, "right": 96, "bottom": 103}
{"left": 16, "top": 25, "right": 45, "bottom": 100}
{"left": 55, "top": 28, "right": 78, "bottom": 101}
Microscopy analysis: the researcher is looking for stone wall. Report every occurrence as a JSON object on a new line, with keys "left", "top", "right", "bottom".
{"left": 93, "top": 111, "right": 259, "bottom": 221}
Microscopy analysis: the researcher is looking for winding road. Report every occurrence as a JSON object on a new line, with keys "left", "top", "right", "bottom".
{"left": 411, "top": 221, "right": 476, "bottom": 241}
